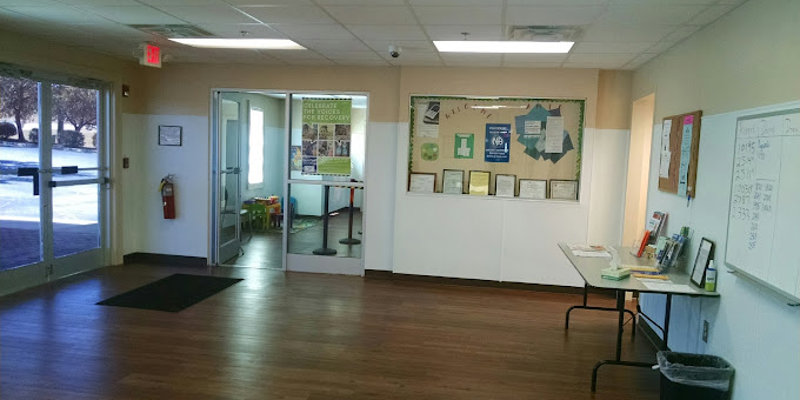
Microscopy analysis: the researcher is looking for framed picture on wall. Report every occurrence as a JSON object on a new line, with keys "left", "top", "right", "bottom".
{"left": 442, "top": 169, "right": 464, "bottom": 194}
{"left": 691, "top": 238, "right": 715, "bottom": 287}
{"left": 519, "top": 179, "right": 547, "bottom": 200}
{"left": 550, "top": 180, "right": 578, "bottom": 200}
{"left": 409, "top": 172, "right": 436, "bottom": 193}
{"left": 495, "top": 174, "right": 516, "bottom": 197}
{"left": 468, "top": 170, "right": 490, "bottom": 196}
{"left": 158, "top": 125, "right": 182, "bottom": 146}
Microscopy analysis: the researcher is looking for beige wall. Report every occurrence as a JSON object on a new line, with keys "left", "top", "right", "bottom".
{"left": 138, "top": 64, "right": 401, "bottom": 121}
{"left": 138, "top": 64, "right": 639, "bottom": 129}
{"left": 632, "top": 0, "right": 800, "bottom": 120}
{"left": 597, "top": 70, "right": 632, "bottom": 130}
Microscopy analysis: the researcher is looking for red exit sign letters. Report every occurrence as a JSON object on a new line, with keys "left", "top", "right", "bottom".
{"left": 140, "top": 44, "right": 161, "bottom": 68}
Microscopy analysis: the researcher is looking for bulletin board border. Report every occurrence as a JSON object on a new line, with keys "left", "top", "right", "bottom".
{"left": 408, "top": 95, "right": 586, "bottom": 181}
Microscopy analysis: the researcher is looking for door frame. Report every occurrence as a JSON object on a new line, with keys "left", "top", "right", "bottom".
{"left": 208, "top": 89, "right": 369, "bottom": 275}
{"left": 0, "top": 76, "right": 112, "bottom": 295}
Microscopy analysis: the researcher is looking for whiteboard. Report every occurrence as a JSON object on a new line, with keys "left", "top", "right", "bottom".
{"left": 725, "top": 108, "right": 800, "bottom": 302}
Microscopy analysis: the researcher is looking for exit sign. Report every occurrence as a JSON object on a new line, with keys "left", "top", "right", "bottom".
{"left": 140, "top": 44, "right": 161, "bottom": 68}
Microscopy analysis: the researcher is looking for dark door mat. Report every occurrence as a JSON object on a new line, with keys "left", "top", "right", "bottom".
{"left": 97, "top": 273, "right": 243, "bottom": 312}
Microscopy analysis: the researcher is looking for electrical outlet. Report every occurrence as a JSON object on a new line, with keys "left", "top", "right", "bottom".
{"left": 702, "top": 320, "right": 709, "bottom": 343}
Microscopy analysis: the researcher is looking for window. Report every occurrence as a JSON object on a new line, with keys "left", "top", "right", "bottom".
{"left": 248, "top": 107, "right": 264, "bottom": 186}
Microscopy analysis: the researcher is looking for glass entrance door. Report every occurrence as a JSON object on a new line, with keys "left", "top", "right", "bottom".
{"left": 285, "top": 93, "right": 367, "bottom": 275}
{"left": 0, "top": 75, "right": 108, "bottom": 293}
{"left": 216, "top": 95, "right": 242, "bottom": 263}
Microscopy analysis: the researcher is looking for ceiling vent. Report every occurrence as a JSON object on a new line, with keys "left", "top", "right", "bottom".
{"left": 130, "top": 24, "right": 213, "bottom": 39}
{"left": 507, "top": 26, "right": 582, "bottom": 42}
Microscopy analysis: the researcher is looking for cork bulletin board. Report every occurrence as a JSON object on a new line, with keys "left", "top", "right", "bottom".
{"left": 408, "top": 95, "right": 585, "bottom": 198}
{"left": 657, "top": 110, "right": 702, "bottom": 198}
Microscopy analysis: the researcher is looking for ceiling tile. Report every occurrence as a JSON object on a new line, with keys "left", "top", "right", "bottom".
{"left": 623, "top": 52, "right": 658, "bottom": 69}
{"left": 5, "top": 5, "right": 110, "bottom": 23}
{"left": 424, "top": 24, "right": 503, "bottom": 40}
{"left": 86, "top": 5, "right": 185, "bottom": 24}
{"left": 270, "top": 24, "right": 355, "bottom": 40}
{"left": 196, "top": 23, "right": 285, "bottom": 38}
{"left": 156, "top": 5, "right": 258, "bottom": 24}
{"left": 413, "top": 6, "right": 502, "bottom": 25}
{"left": 410, "top": 0, "right": 502, "bottom": 5}
{"left": 238, "top": 5, "right": 335, "bottom": 24}
{"left": 348, "top": 25, "right": 428, "bottom": 41}
{"left": 58, "top": 0, "right": 141, "bottom": 5}
{"left": 297, "top": 38, "right": 371, "bottom": 52}
{"left": 440, "top": 53, "right": 502, "bottom": 67}
{"left": 572, "top": 41, "right": 655, "bottom": 53}
{"left": 643, "top": 40, "right": 678, "bottom": 54}
{"left": 566, "top": 53, "right": 637, "bottom": 65}
{"left": 324, "top": 6, "right": 417, "bottom": 25}
{"left": 322, "top": 50, "right": 384, "bottom": 61}
{"left": 503, "top": 61, "right": 564, "bottom": 68}
{"left": 225, "top": 0, "right": 314, "bottom": 5}
{"left": 505, "top": 6, "right": 605, "bottom": 26}
{"left": 609, "top": 0, "right": 717, "bottom": 4}
{"left": 316, "top": 0, "right": 405, "bottom": 5}
{"left": 581, "top": 23, "right": 675, "bottom": 42}
{"left": 660, "top": 25, "right": 700, "bottom": 42}
{"left": 502, "top": 53, "right": 568, "bottom": 64}
{"left": 595, "top": 4, "right": 706, "bottom": 26}
{"left": 506, "top": 0, "right": 605, "bottom": 4}
{"left": 138, "top": 0, "right": 223, "bottom": 5}
{"left": 686, "top": 4, "right": 735, "bottom": 25}
{"left": 0, "top": 0, "right": 63, "bottom": 5}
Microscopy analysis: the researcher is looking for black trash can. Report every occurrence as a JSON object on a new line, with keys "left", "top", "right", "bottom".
{"left": 656, "top": 351, "right": 734, "bottom": 400}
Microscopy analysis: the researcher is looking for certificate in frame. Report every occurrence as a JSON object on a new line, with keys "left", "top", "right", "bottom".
{"left": 691, "top": 238, "right": 715, "bottom": 287}
{"left": 158, "top": 125, "right": 182, "bottom": 146}
{"left": 519, "top": 179, "right": 547, "bottom": 200}
{"left": 550, "top": 179, "right": 578, "bottom": 200}
{"left": 442, "top": 169, "right": 464, "bottom": 194}
{"left": 468, "top": 170, "right": 490, "bottom": 196}
{"left": 409, "top": 172, "right": 436, "bottom": 193}
{"left": 494, "top": 174, "right": 516, "bottom": 197}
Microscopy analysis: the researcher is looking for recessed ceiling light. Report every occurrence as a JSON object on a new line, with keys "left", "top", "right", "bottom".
{"left": 170, "top": 38, "right": 305, "bottom": 50}
{"left": 434, "top": 41, "right": 574, "bottom": 54}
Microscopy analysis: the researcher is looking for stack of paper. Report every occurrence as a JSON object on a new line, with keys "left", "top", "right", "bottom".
{"left": 569, "top": 244, "right": 610, "bottom": 258}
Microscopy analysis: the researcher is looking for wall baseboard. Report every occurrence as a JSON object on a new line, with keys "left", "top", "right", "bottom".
{"left": 637, "top": 317, "right": 666, "bottom": 351}
{"left": 123, "top": 252, "right": 207, "bottom": 267}
{"left": 364, "top": 269, "right": 588, "bottom": 295}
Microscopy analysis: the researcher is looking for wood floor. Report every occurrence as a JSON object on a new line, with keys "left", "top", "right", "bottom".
{"left": 0, "top": 264, "right": 660, "bottom": 399}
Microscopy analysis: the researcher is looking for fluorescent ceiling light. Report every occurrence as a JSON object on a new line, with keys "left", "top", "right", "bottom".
{"left": 434, "top": 41, "right": 573, "bottom": 54}
{"left": 170, "top": 38, "right": 305, "bottom": 50}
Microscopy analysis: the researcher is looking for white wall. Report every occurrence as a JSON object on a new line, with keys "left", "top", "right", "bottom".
{"left": 641, "top": 102, "right": 800, "bottom": 400}
{"left": 392, "top": 126, "right": 630, "bottom": 285}
{"left": 121, "top": 114, "right": 209, "bottom": 258}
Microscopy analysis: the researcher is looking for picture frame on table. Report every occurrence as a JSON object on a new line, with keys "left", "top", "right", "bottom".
{"left": 550, "top": 179, "right": 578, "bottom": 200}
{"left": 158, "top": 125, "right": 182, "bottom": 146}
{"left": 408, "top": 172, "right": 436, "bottom": 193}
{"left": 494, "top": 174, "right": 516, "bottom": 197}
{"left": 442, "top": 169, "right": 464, "bottom": 194}
{"left": 468, "top": 170, "right": 490, "bottom": 196}
{"left": 691, "top": 238, "right": 715, "bottom": 287}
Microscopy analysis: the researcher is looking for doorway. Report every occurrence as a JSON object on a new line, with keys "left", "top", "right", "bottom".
{"left": 0, "top": 73, "right": 110, "bottom": 294}
{"left": 210, "top": 91, "right": 367, "bottom": 275}
{"left": 622, "top": 93, "right": 655, "bottom": 247}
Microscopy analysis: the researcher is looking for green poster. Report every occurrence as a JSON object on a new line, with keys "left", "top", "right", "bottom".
{"left": 454, "top": 133, "right": 474, "bottom": 159}
{"left": 301, "top": 99, "right": 352, "bottom": 175}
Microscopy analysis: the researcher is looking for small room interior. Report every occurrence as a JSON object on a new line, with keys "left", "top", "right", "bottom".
{"left": 0, "top": 0, "right": 798, "bottom": 399}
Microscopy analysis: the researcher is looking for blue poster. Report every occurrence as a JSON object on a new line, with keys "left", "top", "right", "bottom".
{"left": 485, "top": 123, "right": 511, "bottom": 162}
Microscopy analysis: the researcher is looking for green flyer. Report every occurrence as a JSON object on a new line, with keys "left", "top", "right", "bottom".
{"left": 301, "top": 99, "right": 352, "bottom": 175}
{"left": 454, "top": 133, "right": 474, "bottom": 159}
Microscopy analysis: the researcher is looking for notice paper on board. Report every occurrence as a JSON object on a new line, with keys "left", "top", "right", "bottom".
{"left": 659, "top": 119, "right": 672, "bottom": 178}
{"left": 677, "top": 115, "right": 694, "bottom": 196}
{"left": 545, "top": 116, "right": 564, "bottom": 153}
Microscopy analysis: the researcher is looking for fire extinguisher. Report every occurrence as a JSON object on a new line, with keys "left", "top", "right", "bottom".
{"left": 159, "top": 175, "right": 176, "bottom": 219}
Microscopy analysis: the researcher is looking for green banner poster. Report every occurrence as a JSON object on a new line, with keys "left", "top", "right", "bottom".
{"left": 301, "top": 99, "right": 352, "bottom": 175}
{"left": 454, "top": 133, "right": 474, "bottom": 159}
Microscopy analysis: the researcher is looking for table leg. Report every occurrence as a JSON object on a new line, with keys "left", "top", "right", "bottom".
{"left": 565, "top": 285, "right": 636, "bottom": 335}
{"left": 590, "top": 290, "right": 653, "bottom": 392}
{"left": 663, "top": 293, "right": 672, "bottom": 350}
